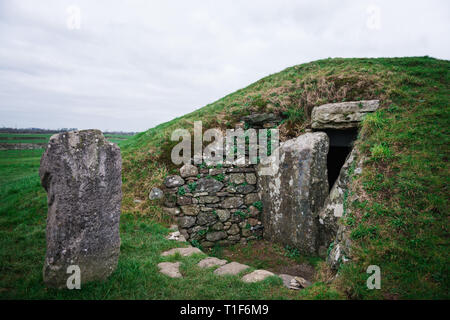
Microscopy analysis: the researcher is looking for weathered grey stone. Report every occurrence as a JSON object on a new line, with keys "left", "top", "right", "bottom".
{"left": 229, "top": 173, "right": 246, "bottom": 185}
{"left": 209, "top": 168, "right": 226, "bottom": 176}
{"left": 279, "top": 274, "right": 295, "bottom": 289}
{"left": 181, "top": 204, "right": 200, "bottom": 216}
{"left": 311, "top": 100, "right": 379, "bottom": 129}
{"left": 164, "top": 175, "right": 185, "bottom": 188}
{"left": 227, "top": 224, "right": 240, "bottom": 235}
{"left": 326, "top": 149, "right": 365, "bottom": 270}
{"left": 245, "top": 173, "right": 257, "bottom": 185}
{"left": 241, "top": 228, "right": 252, "bottom": 237}
{"left": 258, "top": 132, "right": 329, "bottom": 254}
{"left": 318, "top": 148, "right": 357, "bottom": 248}
{"left": 294, "top": 276, "right": 312, "bottom": 288}
{"left": 158, "top": 262, "right": 182, "bottom": 278}
{"left": 180, "top": 163, "right": 198, "bottom": 178}
{"left": 197, "top": 211, "right": 217, "bottom": 226}
{"left": 200, "top": 241, "right": 215, "bottom": 248}
{"left": 177, "top": 196, "right": 192, "bottom": 206}
{"left": 149, "top": 187, "right": 163, "bottom": 200}
{"left": 179, "top": 228, "right": 189, "bottom": 240}
{"left": 221, "top": 197, "right": 244, "bottom": 209}
{"left": 228, "top": 234, "right": 240, "bottom": 241}
{"left": 236, "top": 184, "right": 255, "bottom": 194}
{"left": 206, "top": 231, "right": 227, "bottom": 241}
{"left": 214, "top": 262, "right": 249, "bottom": 276}
{"left": 197, "top": 257, "right": 228, "bottom": 268}
{"left": 242, "top": 270, "right": 274, "bottom": 283}
{"left": 193, "top": 192, "right": 208, "bottom": 197}
{"left": 39, "top": 129, "right": 121, "bottom": 288}
{"left": 198, "top": 196, "right": 220, "bottom": 204}
{"left": 163, "top": 207, "right": 181, "bottom": 216}
{"left": 177, "top": 216, "right": 196, "bottom": 228}
{"left": 165, "top": 231, "right": 187, "bottom": 242}
{"left": 196, "top": 178, "right": 224, "bottom": 193}
{"left": 161, "top": 247, "right": 202, "bottom": 257}
{"left": 216, "top": 209, "right": 230, "bottom": 222}
{"left": 212, "top": 221, "right": 224, "bottom": 231}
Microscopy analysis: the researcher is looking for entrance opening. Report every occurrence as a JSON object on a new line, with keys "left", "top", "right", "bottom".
{"left": 324, "top": 129, "right": 358, "bottom": 190}
{"left": 327, "top": 146, "right": 351, "bottom": 190}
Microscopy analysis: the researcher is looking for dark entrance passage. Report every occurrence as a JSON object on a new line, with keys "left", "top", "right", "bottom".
{"left": 327, "top": 146, "right": 351, "bottom": 190}
{"left": 323, "top": 129, "right": 357, "bottom": 190}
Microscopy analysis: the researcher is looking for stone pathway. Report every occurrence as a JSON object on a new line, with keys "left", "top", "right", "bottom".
{"left": 279, "top": 274, "right": 312, "bottom": 290}
{"left": 161, "top": 247, "right": 202, "bottom": 257}
{"left": 214, "top": 262, "right": 250, "bottom": 276}
{"left": 197, "top": 257, "right": 227, "bottom": 268}
{"left": 158, "top": 242, "right": 312, "bottom": 288}
{"left": 165, "top": 231, "right": 187, "bottom": 242}
{"left": 242, "top": 270, "right": 274, "bottom": 283}
{"left": 157, "top": 262, "right": 182, "bottom": 278}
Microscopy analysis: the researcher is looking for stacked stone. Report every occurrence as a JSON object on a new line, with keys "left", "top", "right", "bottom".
{"left": 161, "top": 161, "right": 263, "bottom": 248}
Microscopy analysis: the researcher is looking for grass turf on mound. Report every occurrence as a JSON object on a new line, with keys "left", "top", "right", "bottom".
{"left": 0, "top": 57, "right": 448, "bottom": 299}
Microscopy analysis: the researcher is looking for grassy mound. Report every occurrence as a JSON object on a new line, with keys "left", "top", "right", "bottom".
{"left": 121, "top": 56, "right": 449, "bottom": 299}
{"left": 0, "top": 57, "right": 447, "bottom": 299}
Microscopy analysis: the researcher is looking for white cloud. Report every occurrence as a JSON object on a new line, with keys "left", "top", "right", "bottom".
{"left": 0, "top": 0, "right": 449, "bottom": 131}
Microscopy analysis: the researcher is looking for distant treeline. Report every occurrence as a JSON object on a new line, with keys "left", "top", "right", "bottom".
{"left": 0, "top": 127, "right": 137, "bottom": 136}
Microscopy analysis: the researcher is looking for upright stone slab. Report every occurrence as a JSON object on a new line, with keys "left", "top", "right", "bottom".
{"left": 39, "top": 129, "right": 121, "bottom": 288}
{"left": 258, "top": 132, "right": 329, "bottom": 254}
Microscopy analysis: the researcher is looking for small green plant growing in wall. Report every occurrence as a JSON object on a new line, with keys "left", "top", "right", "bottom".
{"left": 233, "top": 210, "right": 248, "bottom": 219}
{"left": 191, "top": 239, "right": 202, "bottom": 250}
{"left": 284, "top": 245, "right": 300, "bottom": 258}
{"left": 177, "top": 186, "right": 186, "bottom": 196}
{"left": 213, "top": 173, "right": 225, "bottom": 182}
{"left": 187, "top": 182, "right": 197, "bottom": 192}
{"left": 253, "top": 201, "right": 263, "bottom": 212}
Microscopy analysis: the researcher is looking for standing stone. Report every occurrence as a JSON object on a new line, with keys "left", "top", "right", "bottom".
{"left": 258, "top": 132, "right": 329, "bottom": 254}
{"left": 39, "top": 130, "right": 121, "bottom": 288}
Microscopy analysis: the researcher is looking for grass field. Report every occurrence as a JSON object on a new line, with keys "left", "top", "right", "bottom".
{"left": 0, "top": 57, "right": 448, "bottom": 299}
{"left": 0, "top": 133, "right": 133, "bottom": 145}
{"left": 0, "top": 148, "right": 338, "bottom": 299}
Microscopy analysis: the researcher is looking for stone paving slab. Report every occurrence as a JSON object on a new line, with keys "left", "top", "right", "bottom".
{"left": 241, "top": 270, "right": 275, "bottom": 283}
{"left": 213, "top": 262, "right": 249, "bottom": 276}
{"left": 165, "top": 231, "right": 187, "bottom": 242}
{"left": 161, "top": 247, "right": 202, "bottom": 257}
{"left": 279, "top": 274, "right": 312, "bottom": 290}
{"left": 197, "top": 257, "right": 228, "bottom": 268}
{"left": 157, "top": 262, "right": 182, "bottom": 278}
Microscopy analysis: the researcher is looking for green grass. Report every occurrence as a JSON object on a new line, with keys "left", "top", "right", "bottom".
{"left": 0, "top": 56, "right": 448, "bottom": 299}
{"left": 119, "top": 56, "right": 449, "bottom": 299}
{"left": 0, "top": 149, "right": 338, "bottom": 299}
{"left": 0, "top": 133, "right": 133, "bottom": 146}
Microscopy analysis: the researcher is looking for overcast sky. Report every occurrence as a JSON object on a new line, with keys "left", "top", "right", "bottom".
{"left": 0, "top": 0, "right": 449, "bottom": 132}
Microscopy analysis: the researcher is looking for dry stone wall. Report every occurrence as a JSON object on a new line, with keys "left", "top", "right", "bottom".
{"left": 162, "top": 161, "right": 263, "bottom": 248}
